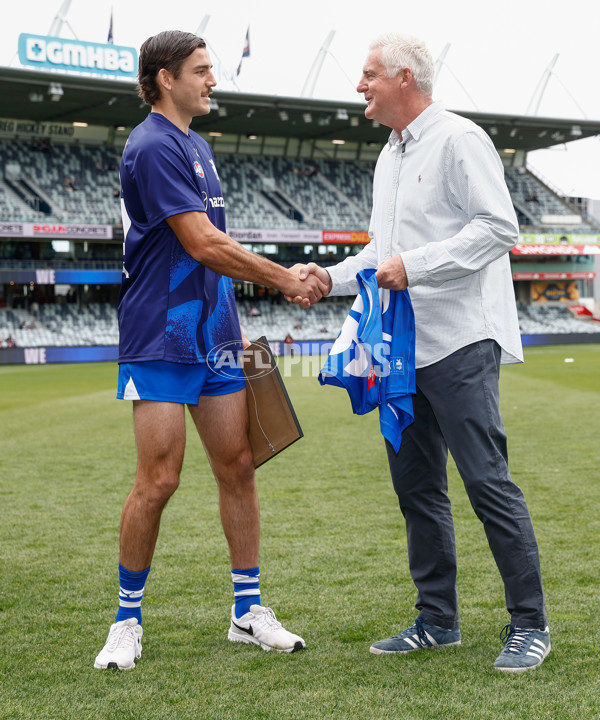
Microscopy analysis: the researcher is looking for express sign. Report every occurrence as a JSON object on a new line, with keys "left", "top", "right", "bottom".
{"left": 18, "top": 33, "right": 137, "bottom": 78}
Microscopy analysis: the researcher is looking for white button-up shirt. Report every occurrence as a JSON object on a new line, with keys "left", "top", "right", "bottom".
{"left": 326, "top": 102, "right": 523, "bottom": 368}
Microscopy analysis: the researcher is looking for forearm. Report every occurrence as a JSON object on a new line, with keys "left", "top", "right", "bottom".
{"left": 402, "top": 213, "right": 518, "bottom": 288}
{"left": 197, "top": 226, "right": 291, "bottom": 291}
{"left": 168, "top": 212, "right": 298, "bottom": 297}
{"left": 325, "top": 241, "right": 378, "bottom": 295}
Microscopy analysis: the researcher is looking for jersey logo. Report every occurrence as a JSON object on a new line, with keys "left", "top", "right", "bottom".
{"left": 194, "top": 161, "right": 205, "bottom": 178}
{"left": 391, "top": 356, "right": 405, "bottom": 374}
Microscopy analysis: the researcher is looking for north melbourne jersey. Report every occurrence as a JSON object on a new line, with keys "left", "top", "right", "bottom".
{"left": 118, "top": 112, "right": 242, "bottom": 364}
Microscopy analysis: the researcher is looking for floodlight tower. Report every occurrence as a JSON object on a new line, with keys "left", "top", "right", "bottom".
{"left": 526, "top": 54, "right": 559, "bottom": 116}
{"left": 301, "top": 31, "right": 336, "bottom": 98}
{"left": 195, "top": 15, "right": 211, "bottom": 38}
{"left": 48, "top": 0, "right": 77, "bottom": 38}
{"left": 433, "top": 42, "right": 480, "bottom": 111}
{"left": 526, "top": 54, "right": 587, "bottom": 118}
{"left": 434, "top": 43, "right": 451, "bottom": 84}
{"left": 193, "top": 15, "right": 237, "bottom": 90}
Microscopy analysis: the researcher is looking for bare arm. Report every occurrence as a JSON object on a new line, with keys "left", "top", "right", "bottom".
{"left": 166, "top": 211, "right": 327, "bottom": 304}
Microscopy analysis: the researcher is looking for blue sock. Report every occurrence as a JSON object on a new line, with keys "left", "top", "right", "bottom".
{"left": 232, "top": 566, "right": 261, "bottom": 618}
{"left": 115, "top": 563, "right": 151, "bottom": 625}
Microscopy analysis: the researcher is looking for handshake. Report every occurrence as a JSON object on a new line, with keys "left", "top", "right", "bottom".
{"left": 284, "top": 262, "right": 332, "bottom": 308}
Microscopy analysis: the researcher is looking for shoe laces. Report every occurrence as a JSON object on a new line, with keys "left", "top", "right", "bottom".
{"left": 255, "top": 607, "right": 283, "bottom": 630}
{"left": 105, "top": 622, "right": 137, "bottom": 652}
{"left": 413, "top": 617, "right": 428, "bottom": 646}
{"left": 394, "top": 617, "right": 428, "bottom": 646}
{"left": 499, "top": 624, "right": 532, "bottom": 654}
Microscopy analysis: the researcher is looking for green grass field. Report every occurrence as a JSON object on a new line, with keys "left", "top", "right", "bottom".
{"left": 1, "top": 344, "right": 599, "bottom": 720}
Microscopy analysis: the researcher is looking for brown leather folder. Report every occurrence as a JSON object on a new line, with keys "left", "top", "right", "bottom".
{"left": 243, "top": 336, "right": 303, "bottom": 468}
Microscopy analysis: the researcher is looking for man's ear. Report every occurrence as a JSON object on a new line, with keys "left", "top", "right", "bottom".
{"left": 156, "top": 68, "right": 172, "bottom": 93}
{"left": 399, "top": 67, "right": 413, "bottom": 90}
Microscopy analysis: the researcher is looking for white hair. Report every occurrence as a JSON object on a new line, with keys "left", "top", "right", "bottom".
{"left": 369, "top": 33, "right": 434, "bottom": 96}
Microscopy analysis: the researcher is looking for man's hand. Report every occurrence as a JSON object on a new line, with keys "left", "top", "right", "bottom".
{"left": 376, "top": 256, "right": 408, "bottom": 290}
{"left": 285, "top": 263, "right": 332, "bottom": 308}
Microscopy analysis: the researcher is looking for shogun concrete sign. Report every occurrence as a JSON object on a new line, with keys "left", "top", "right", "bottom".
{"left": 18, "top": 33, "right": 137, "bottom": 78}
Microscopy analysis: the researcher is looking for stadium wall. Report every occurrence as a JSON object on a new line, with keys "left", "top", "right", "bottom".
{"left": 520, "top": 333, "right": 600, "bottom": 347}
{"left": 3, "top": 336, "right": 600, "bottom": 366}
{"left": 0, "top": 345, "right": 118, "bottom": 365}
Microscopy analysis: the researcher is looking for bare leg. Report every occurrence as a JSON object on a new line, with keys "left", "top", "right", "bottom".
{"left": 188, "top": 389, "right": 259, "bottom": 569}
{"left": 119, "top": 400, "right": 186, "bottom": 571}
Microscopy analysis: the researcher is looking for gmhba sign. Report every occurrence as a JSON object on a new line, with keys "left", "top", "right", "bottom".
{"left": 18, "top": 33, "right": 137, "bottom": 78}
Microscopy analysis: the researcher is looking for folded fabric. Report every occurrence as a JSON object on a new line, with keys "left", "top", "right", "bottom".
{"left": 319, "top": 268, "right": 416, "bottom": 452}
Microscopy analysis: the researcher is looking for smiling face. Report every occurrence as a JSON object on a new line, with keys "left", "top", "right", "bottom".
{"left": 166, "top": 47, "right": 216, "bottom": 120}
{"left": 356, "top": 48, "right": 405, "bottom": 130}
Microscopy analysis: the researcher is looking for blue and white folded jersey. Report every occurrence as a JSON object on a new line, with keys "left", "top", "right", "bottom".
{"left": 319, "top": 268, "right": 416, "bottom": 452}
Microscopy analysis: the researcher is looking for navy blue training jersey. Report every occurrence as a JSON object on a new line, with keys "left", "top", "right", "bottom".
{"left": 118, "top": 112, "right": 242, "bottom": 364}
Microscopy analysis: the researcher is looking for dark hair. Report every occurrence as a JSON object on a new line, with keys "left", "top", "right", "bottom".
{"left": 137, "top": 31, "right": 206, "bottom": 106}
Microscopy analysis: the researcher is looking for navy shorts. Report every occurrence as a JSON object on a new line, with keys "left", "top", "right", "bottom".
{"left": 117, "top": 360, "right": 246, "bottom": 404}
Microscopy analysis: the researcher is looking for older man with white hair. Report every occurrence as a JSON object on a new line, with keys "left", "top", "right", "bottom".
{"left": 296, "top": 32, "right": 550, "bottom": 673}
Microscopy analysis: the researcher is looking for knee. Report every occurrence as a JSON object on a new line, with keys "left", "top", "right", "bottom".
{"left": 391, "top": 473, "right": 422, "bottom": 508}
{"left": 213, "top": 447, "right": 255, "bottom": 489}
{"left": 134, "top": 469, "right": 180, "bottom": 508}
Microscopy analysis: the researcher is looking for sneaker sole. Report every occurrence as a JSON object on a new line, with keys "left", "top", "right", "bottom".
{"left": 228, "top": 629, "right": 305, "bottom": 653}
{"left": 370, "top": 640, "right": 461, "bottom": 655}
{"left": 93, "top": 660, "right": 137, "bottom": 670}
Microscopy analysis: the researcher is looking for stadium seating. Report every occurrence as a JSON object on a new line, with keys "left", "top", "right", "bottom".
{"left": 0, "top": 139, "right": 121, "bottom": 225}
{"left": 0, "top": 303, "right": 119, "bottom": 348}
{"left": 0, "top": 300, "right": 355, "bottom": 348}
{"left": 238, "top": 298, "right": 352, "bottom": 342}
{"left": 503, "top": 167, "right": 594, "bottom": 231}
{"left": 517, "top": 303, "right": 600, "bottom": 334}
{"left": 4, "top": 297, "right": 599, "bottom": 350}
{"left": 0, "top": 142, "right": 373, "bottom": 229}
{"left": 1, "top": 139, "right": 599, "bottom": 351}
{"left": 2, "top": 139, "right": 596, "bottom": 233}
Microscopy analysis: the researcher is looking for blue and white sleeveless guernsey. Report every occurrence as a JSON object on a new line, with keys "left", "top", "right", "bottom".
{"left": 118, "top": 112, "right": 242, "bottom": 364}
{"left": 318, "top": 268, "right": 416, "bottom": 452}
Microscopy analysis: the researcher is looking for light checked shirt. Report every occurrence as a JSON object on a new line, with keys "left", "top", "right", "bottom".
{"left": 326, "top": 102, "right": 523, "bottom": 368}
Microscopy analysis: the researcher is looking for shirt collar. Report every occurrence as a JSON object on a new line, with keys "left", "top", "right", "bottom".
{"left": 388, "top": 101, "right": 445, "bottom": 147}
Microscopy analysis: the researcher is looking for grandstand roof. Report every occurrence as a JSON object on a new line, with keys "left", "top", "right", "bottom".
{"left": 2, "top": 66, "right": 600, "bottom": 152}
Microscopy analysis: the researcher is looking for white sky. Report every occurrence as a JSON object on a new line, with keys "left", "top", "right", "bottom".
{"left": 2, "top": 0, "right": 600, "bottom": 198}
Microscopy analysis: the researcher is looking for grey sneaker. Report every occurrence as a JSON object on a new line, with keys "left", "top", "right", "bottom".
{"left": 370, "top": 617, "right": 461, "bottom": 655}
{"left": 494, "top": 625, "right": 551, "bottom": 672}
{"left": 94, "top": 617, "right": 143, "bottom": 670}
{"left": 228, "top": 604, "right": 305, "bottom": 653}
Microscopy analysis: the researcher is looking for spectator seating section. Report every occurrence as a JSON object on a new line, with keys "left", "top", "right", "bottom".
{"left": 0, "top": 139, "right": 121, "bottom": 225}
{"left": 1, "top": 139, "right": 597, "bottom": 232}
{"left": 3, "top": 301, "right": 599, "bottom": 349}
{"left": 1, "top": 303, "right": 119, "bottom": 348}
{"left": 517, "top": 302, "right": 600, "bottom": 334}
{"left": 503, "top": 167, "right": 595, "bottom": 231}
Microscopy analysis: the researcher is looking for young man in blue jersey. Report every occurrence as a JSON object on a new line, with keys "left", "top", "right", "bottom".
{"left": 293, "top": 33, "right": 549, "bottom": 673}
{"left": 94, "top": 30, "right": 325, "bottom": 670}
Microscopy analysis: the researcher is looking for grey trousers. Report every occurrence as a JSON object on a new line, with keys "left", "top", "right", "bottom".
{"left": 385, "top": 339, "right": 547, "bottom": 631}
